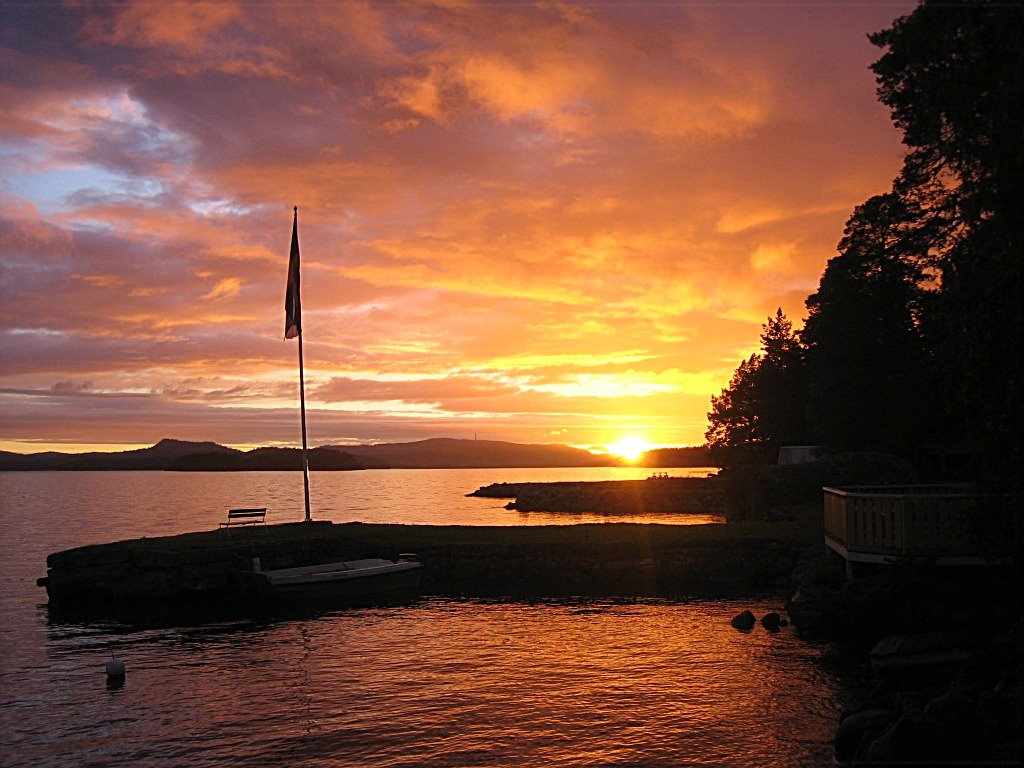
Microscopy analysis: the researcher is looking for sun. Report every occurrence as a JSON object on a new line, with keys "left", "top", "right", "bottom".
{"left": 605, "top": 436, "right": 651, "bottom": 462}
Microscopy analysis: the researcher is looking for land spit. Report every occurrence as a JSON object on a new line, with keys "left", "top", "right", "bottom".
{"left": 40, "top": 519, "right": 817, "bottom": 622}
{"left": 468, "top": 476, "right": 723, "bottom": 514}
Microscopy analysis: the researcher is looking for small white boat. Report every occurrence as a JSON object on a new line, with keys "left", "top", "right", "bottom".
{"left": 247, "top": 553, "right": 423, "bottom": 608}
{"left": 254, "top": 554, "right": 422, "bottom": 588}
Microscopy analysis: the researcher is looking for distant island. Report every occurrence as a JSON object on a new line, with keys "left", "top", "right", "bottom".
{"left": 0, "top": 437, "right": 713, "bottom": 472}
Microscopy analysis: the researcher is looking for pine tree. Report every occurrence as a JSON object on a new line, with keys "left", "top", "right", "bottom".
{"left": 706, "top": 310, "right": 807, "bottom": 463}
{"left": 802, "top": 194, "right": 930, "bottom": 453}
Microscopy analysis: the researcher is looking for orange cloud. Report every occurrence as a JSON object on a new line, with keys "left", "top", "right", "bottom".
{"left": 376, "top": 7, "right": 772, "bottom": 139}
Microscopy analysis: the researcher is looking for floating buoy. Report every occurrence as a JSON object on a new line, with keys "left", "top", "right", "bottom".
{"left": 105, "top": 657, "right": 125, "bottom": 678}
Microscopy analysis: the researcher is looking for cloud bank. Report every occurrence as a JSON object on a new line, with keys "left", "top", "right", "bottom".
{"left": 0, "top": 1, "right": 913, "bottom": 450}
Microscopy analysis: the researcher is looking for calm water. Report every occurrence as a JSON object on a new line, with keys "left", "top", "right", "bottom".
{"left": 0, "top": 469, "right": 845, "bottom": 767}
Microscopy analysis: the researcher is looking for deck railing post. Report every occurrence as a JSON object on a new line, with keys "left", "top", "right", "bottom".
{"left": 896, "top": 495, "right": 906, "bottom": 555}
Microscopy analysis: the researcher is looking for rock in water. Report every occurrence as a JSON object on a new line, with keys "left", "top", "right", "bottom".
{"left": 731, "top": 610, "right": 756, "bottom": 630}
{"left": 760, "top": 612, "right": 782, "bottom": 631}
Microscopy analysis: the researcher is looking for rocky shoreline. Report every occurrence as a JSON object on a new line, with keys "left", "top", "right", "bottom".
{"left": 781, "top": 548, "right": 1022, "bottom": 765}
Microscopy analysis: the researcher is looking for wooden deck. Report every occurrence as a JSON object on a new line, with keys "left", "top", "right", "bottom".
{"left": 822, "top": 485, "right": 1008, "bottom": 575}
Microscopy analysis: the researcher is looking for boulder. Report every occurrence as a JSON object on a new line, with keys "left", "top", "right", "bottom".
{"left": 865, "top": 713, "right": 919, "bottom": 763}
{"left": 895, "top": 690, "right": 929, "bottom": 714}
{"left": 786, "top": 583, "right": 844, "bottom": 613}
{"left": 924, "top": 685, "right": 975, "bottom": 725}
{"left": 866, "top": 710, "right": 968, "bottom": 763}
{"left": 834, "top": 709, "right": 897, "bottom": 762}
{"left": 730, "top": 610, "right": 756, "bottom": 630}
{"left": 786, "top": 583, "right": 847, "bottom": 638}
{"left": 760, "top": 612, "right": 782, "bottom": 631}
{"left": 839, "top": 693, "right": 895, "bottom": 721}
{"left": 787, "top": 608, "right": 828, "bottom": 637}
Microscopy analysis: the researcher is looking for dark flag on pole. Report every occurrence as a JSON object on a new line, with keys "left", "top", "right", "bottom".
{"left": 285, "top": 205, "right": 312, "bottom": 522}
{"left": 284, "top": 206, "right": 301, "bottom": 339}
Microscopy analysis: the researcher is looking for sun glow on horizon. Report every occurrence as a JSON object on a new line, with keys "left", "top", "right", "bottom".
{"left": 605, "top": 436, "right": 652, "bottom": 462}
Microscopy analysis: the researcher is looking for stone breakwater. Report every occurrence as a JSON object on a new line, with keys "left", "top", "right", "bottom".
{"left": 40, "top": 520, "right": 809, "bottom": 621}
{"left": 468, "top": 477, "right": 723, "bottom": 515}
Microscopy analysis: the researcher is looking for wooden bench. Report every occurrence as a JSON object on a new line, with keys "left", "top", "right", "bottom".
{"left": 220, "top": 507, "right": 267, "bottom": 528}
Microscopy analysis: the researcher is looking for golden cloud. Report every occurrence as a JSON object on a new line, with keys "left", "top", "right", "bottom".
{"left": 203, "top": 277, "right": 243, "bottom": 300}
{"left": 750, "top": 242, "right": 798, "bottom": 273}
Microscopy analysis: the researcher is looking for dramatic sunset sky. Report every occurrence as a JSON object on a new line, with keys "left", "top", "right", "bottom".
{"left": 1, "top": 1, "right": 915, "bottom": 455}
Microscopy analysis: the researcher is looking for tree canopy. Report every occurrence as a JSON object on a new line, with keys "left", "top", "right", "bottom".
{"left": 872, "top": 0, "right": 1022, "bottom": 480}
{"left": 706, "top": 0, "right": 1022, "bottom": 484}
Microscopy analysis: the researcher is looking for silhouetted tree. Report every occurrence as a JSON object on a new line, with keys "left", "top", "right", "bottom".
{"left": 706, "top": 310, "right": 807, "bottom": 463}
{"left": 706, "top": 2, "right": 1021, "bottom": 484}
{"left": 756, "top": 308, "right": 808, "bottom": 448}
{"left": 871, "top": 0, "right": 1023, "bottom": 483}
{"left": 802, "top": 194, "right": 931, "bottom": 453}
{"left": 707, "top": 354, "right": 762, "bottom": 464}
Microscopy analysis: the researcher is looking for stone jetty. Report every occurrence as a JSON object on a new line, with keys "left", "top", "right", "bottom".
{"left": 468, "top": 476, "right": 723, "bottom": 515}
{"left": 40, "top": 519, "right": 812, "bottom": 622}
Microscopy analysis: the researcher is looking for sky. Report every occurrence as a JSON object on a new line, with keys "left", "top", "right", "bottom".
{"left": 0, "top": 1, "right": 916, "bottom": 455}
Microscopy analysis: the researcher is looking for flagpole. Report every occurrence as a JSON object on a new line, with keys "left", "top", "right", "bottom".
{"left": 288, "top": 205, "right": 312, "bottom": 523}
{"left": 297, "top": 320, "right": 312, "bottom": 523}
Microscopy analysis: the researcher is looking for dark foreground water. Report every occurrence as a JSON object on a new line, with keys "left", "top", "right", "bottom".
{"left": 0, "top": 470, "right": 845, "bottom": 767}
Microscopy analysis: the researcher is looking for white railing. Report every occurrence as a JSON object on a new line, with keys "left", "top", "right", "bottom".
{"left": 823, "top": 485, "right": 978, "bottom": 557}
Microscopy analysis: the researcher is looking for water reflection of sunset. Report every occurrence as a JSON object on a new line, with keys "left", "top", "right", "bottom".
{"left": 1, "top": 2, "right": 914, "bottom": 452}
{"left": 64, "top": 600, "right": 836, "bottom": 766}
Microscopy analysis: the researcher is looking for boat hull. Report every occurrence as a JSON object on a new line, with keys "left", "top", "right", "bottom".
{"left": 241, "top": 560, "right": 424, "bottom": 616}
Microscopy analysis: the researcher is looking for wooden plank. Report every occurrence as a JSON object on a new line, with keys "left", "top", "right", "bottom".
{"left": 870, "top": 634, "right": 906, "bottom": 657}
{"left": 871, "top": 648, "right": 972, "bottom": 669}
{"left": 870, "top": 631, "right": 975, "bottom": 670}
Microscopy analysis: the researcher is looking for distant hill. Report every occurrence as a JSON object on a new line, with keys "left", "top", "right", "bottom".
{"left": 0, "top": 439, "right": 369, "bottom": 472}
{"left": 323, "top": 438, "right": 616, "bottom": 468}
{"left": 0, "top": 439, "right": 236, "bottom": 471}
{"left": 174, "top": 446, "right": 371, "bottom": 471}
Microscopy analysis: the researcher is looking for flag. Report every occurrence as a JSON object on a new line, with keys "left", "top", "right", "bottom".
{"left": 284, "top": 206, "right": 301, "bottom": 339}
